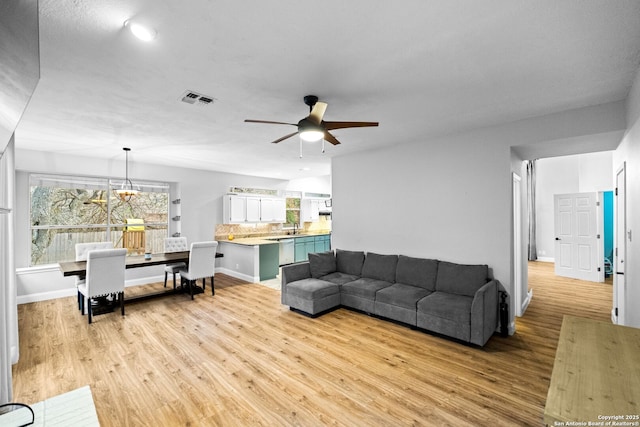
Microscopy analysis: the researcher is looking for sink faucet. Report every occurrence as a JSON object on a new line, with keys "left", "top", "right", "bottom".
{"left": 293, "top": 223, "right": 299, "bottom": 235}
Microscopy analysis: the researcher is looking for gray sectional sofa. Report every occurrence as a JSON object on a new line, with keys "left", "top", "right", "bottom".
{"left": 281, "top": 249, "right": 499, "bottom": 347}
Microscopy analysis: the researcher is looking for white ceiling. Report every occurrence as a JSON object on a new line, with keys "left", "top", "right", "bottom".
{"left": 15, "top": 0, "right": 640, "bottom": 180}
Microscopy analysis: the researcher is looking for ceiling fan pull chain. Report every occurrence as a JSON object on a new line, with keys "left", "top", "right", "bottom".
{"left": 299, "top": 138, "right": 303, "bottom": 158}
{"left": 322, "top": 138, "right": 325, "bottom": 154}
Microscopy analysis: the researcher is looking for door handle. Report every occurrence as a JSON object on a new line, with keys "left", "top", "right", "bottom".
{"left": 555, "top": 237, "right": 561, "bottom": 241}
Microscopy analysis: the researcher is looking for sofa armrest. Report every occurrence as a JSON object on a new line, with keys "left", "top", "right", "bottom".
{"left": 470, "top": 280, "right": 498, "bottom": 346}
{"left": 281, "top": 262, "right": 312, "bottom": 303}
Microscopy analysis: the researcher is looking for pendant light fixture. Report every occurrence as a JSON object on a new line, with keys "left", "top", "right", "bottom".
{"left": 116, "top": 147, "right": 139, "bottom": 201}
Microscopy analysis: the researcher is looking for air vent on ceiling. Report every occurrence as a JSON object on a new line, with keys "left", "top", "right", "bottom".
{"left": 180, "top": 90, "right": 215, "bottom": 106}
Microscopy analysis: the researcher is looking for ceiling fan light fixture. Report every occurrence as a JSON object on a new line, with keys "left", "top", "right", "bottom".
{"left": 124, "top": 19, "right": 157, "bottom": 42}
{"left": 299, "top": 129, "right": 324, "bottom": 142}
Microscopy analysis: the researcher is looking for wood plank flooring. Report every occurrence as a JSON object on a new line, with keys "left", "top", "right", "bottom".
{"left": 12, "top": 262, "right": 613, "bottom": 426}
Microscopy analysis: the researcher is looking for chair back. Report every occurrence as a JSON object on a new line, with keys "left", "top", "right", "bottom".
{"left": 187, "top": 241, "right": 218, "bottom": 280}
{"left": 75, "top": 242, "right": 114, "bottom": 261}
{"left": 86, "top": 248, "right": 127, "bottom": 298}
{"left": 164, "top": 236, "right": 188, "bottom": 253}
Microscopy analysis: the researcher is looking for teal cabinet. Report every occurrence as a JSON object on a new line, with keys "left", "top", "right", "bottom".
{"left": 294, "top": 237, "right": 312, "bottom": 262}
{"left": 294, "top": 235, "right": 331, "bottom": 263}
{"left": 259, "top": 243, "right": 279, "bottom": 281}
{"left": 314, "top": 235, "right": 331, "bottom": 253}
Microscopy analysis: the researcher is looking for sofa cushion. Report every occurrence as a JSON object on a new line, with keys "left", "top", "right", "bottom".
{"left": 376, "top": 283, "right": 432, "bottom": 309}
{"left": 319, "top": 272, "right": 359, "bottom": 286}
{"left": 336, "top": 249, "right": 365, "bottom": 276}
{"left": 341, "top": 278, "right": 392, "bottom": 300}
{"left": 417, "top": 291, "right": 473, "bottom": 324}
{"left": 435, "top": 261, "right": 488, "bottom": 297}
{"left": 308, "top": 251, "right": 337, "bottom": 278}
{"left": 286, "top": 278, "right": 340, "bottom": 300}
{"left": 361, "top": 252, "right": 398, "bottom": 283}
{"left": 395, "top": 255, "right": 438, "bottom": 290}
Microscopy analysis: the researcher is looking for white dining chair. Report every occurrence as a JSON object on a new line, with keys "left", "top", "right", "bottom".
{"left": 179, "top": 241, "right": 218, "bottom": 299}
{"left": 77, "top": 248, "right": 127, "bottom": 324}
{"left": 163, "top": 236, "right": 188, "bottom": 289}
{"left": 74, "top": 242, "right": 113, "bottom": 310}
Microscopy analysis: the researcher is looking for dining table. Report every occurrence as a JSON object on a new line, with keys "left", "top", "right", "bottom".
{"left": 59, "top": 250, "right": 223, "bottom": 303}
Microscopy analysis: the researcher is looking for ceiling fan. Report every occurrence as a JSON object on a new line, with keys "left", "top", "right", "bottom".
{"left": 244, "top": 95, "right": 378, "bottom": 147}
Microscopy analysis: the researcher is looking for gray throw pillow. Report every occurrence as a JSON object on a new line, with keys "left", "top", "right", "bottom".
{"left": 361, "top": 252, "right": 398, "bottom": 283}
{"left": 308, "top": 251, "right": 337, "bottom": 278}
{"left": 336, "top": 249, "right": 365, "bottom": 276}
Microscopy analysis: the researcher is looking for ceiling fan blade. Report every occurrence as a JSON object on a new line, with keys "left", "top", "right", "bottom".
{"left": 270, "top": 132, "right": 299, "bottom": 144}
{"left": 245, "top": 119, "right": 297, "bottom": 126}
{"left": 324, "top": 131, "right": 341, "bottom": 145}
{"left": 308, "top": 102, "right": 328, "bottom": 125}
{"left": 323, "top": 121, "right": 379, "bottom": 130}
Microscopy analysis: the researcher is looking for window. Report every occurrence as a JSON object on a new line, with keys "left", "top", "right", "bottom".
{"left": 286, "top": 197, "right": 300, "bottom": 226}
{"left": 283, "top": 191, "right": 302, "bottom": 227}
{"left": 30, "top": 174, "right": 170, "bottom": 265}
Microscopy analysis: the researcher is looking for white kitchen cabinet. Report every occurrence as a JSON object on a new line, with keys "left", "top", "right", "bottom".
{"left": 225, "top": 195, "right": 246, "bottom": 223}
{"left": 224, "top": 194, "right": 286, "bottom": 224}
{"left": 273, "top": 198, "right": 286, "bottom": 222}
{"left": 246, "top": 197, "right": 261, "bottom": 222}
{"left": 224, "top": 195, "right": 261, "bottom": 223}
{"left": 260, "top": 197, "right": 286, "bottom": 222}
{"left": 301, "top": 199, "right": 320, "bottom": 222}
{"left": 261, "top": 198, "right": 274, "bottom": 222}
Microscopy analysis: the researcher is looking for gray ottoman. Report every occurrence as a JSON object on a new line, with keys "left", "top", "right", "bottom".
{"left": 284, "top": 278, "right": 340, "bottom": 316}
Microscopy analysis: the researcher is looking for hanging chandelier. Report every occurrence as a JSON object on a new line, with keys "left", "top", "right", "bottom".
{"left": 116, "top": 147, "right": 139, "bottom": 201}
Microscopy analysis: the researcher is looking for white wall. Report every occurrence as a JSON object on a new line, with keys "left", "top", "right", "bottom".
{"left": 14, "top": 149, "right": 329, "bottom": 301}
{"left": 613, "top": 66, "right": 640, "bottom": 328}
{"left": 535, "top": 151, "right": 614, "bottom": 260}
{"left": 332, "top": 100, "right": 627, "bottom": 333}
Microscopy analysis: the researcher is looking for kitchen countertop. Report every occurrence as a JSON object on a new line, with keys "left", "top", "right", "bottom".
{"left": 218, "top": 232, "right": 331, "bottom": 246}
{"left": 218, "top": 238, "right": 279, "bottom": 246}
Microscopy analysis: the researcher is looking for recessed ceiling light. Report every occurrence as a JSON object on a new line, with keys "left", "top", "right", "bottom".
{"left": 124, "top": 20, "right": 157, "bottom": 42}
{"left": 299, "top": 167, "right": 311, "bottom": 171}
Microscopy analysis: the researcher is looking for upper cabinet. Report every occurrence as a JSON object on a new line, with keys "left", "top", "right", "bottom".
{"left": 261, "top": 197, "right": 286, "bottom": 223}
{"left": 301, "top": 199, "right": 320, "bottom": 222}
{"left": 246, "top": 197, "right": 261, "bottom": 222}
{"left": 223, "top": 194, "right": 286, "bottom": 224}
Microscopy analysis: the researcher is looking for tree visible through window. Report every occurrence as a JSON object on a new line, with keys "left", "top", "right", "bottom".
{"left": 285, "top": 197, "right": 300, "bottom": 227}
{"left": 30, "top": 174, "right": 169, "bottom": 265}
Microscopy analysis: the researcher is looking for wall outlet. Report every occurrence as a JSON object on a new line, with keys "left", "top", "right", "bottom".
{"left": 539, "top": 250, "right": 546, "bottom": 255}
{"left": 235, "top": 263, "right": 239, "bottom": 269}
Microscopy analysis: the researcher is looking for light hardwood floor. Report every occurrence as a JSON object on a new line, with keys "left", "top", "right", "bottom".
{"left": 12, "top": 262, "right": 612, "bottom": 426}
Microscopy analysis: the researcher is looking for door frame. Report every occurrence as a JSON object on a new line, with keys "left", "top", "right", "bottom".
{"left": 613, "top": 162, "right": 626, "bottom": 324}
{"left": 512, "top": 173, "right": 522, "bottom": 317}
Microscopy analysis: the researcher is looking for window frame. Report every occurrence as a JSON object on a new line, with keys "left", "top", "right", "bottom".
{"left": 29, "top": 173, "right": 171, "bottom": 266}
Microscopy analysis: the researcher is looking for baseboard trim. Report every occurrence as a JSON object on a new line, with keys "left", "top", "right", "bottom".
{"left": 216, "top": 267, "right": 258, "bottom": 283}
{"left": 535, "top": 257, "right": 554, "bottom": 263}
{"left": 520, "top": 289, "right": 533, "bottom": 315}
{"left": 18, "top": 288, "right": 77, "bottom": 304}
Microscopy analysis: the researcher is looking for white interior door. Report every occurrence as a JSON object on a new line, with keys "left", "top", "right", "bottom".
{"left": 614, "top": 163, "right": 626, "bottom": 324}
{"left": 554, "top": 192, "right": 603, "bottom": 282}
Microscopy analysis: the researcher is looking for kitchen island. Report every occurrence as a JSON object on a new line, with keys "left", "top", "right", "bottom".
{"left": 217, "top": 238, "right": 279, "bottom": 283}
{"left": 217, "top": 233, "right": 331, "bottom": 283}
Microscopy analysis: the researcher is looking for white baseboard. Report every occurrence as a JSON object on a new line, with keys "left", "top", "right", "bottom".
{"left": 520, "top": 289, "right": 533, "bottom": 315}
{"left": 216, "top": 267, "right": 258, "bottom": 283}
{"left": 17, "top": 288, "right": 77, "bottom": 304}
{"left": 535, "top": 257, "right": 554, "bottom": 263}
